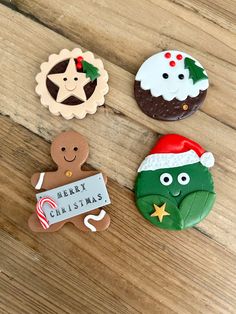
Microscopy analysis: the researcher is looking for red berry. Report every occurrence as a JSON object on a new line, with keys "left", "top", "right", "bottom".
{"left": 169, "top": 60, "right": 176, "bottom": 67}
{"left": 77, "top": 56, "right": 83, "bottom": 62}
{"left": 76, "top": 63, "right": 82, "bottom": 69}
{"left": 176, "top": 54, "right": 183, "bottom": 60}
{"left": 165, "top": 52, "right": 171, "bottom": 58}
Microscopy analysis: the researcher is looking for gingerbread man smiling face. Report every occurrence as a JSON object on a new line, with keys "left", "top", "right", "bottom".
{"left": 29, "top": 131, "right": 110, "bottom": 233}
{"left": 50, "top": 131, "right": 89, "bottom": 173}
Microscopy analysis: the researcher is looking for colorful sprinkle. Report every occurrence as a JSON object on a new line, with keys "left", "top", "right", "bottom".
{"left": 169, "top": 61, "right": 176, "bottom": 67}
{"left": 176, "top": 54, "right": 183, "bottom": 60}
{"left": 164, "top": 52, "right": 171, "bottom": 58}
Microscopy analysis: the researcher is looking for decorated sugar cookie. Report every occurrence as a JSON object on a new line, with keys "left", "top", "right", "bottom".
{"left": 135, "top": 134, "right": 216, "bottom": 230}
{"left": 36, "top": 48, "right": 109, "bottom": 119}
{"left": 134, "top": 50, "right": 209, "bottom": 120}
{"left": 29, "top": 131, "right": 111, "bottom": 232}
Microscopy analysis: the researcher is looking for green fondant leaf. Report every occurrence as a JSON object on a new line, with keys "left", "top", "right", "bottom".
{"left": 82, "top": 60, "right": 100, "bottom": 82}
{"left": 179, "top": 191, "right": 216, "bottom": 229}
{"left": 136, "top": 194, "right": 183, "bottom": 230}
{"left": 184, "top": 57, "right": 208, "bottom": 84}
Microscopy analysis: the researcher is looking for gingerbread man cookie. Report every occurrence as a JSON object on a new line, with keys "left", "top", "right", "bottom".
{"left": 36, "top": 48, "right": 109, "bottom": 119}
{"left": 29, "top": 131, "right": 111, "bottom": 232}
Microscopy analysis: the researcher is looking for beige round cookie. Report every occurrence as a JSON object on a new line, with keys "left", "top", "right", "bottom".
{"left": 36, "top": 48, "right": 109, "bottom": 119}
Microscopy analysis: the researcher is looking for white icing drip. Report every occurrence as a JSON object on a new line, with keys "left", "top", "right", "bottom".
{"left": 35, "top": 172, "right": 45, "bottom": 190}
{"left": 84, "top": 209, "right": 107, "bottom": 232}
{"left": 135, "top": 50, "right": 209, "bottom": 101}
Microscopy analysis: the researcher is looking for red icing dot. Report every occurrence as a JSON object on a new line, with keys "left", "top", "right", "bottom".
{"left": 176, "top": 54, "right": 183, "bottom": 60}
{"left": 164, "top": 52, "right": 171, "bottom": 58}
{"left": 169, "top": 60, "right": 176, "bottom": 67}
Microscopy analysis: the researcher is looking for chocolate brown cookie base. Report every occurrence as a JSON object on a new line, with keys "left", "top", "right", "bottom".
{"left": 134, "top": 81, "right": 207, "bottom": 121}
{"left": 46, "top": 59, "right": 97, "bottom": 106}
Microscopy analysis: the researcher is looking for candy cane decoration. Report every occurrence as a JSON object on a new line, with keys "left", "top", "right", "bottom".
{"left": 36, "top": 197, "right": 57, "bottom": 229}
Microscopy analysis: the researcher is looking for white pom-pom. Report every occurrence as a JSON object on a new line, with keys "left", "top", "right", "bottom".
{"left": 200, "top": 152, "right": 215, "bottom": 168}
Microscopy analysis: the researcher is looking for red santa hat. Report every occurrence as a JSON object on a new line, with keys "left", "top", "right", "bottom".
{"left": 138, "top": 134, "right": 214, "bottom": 172}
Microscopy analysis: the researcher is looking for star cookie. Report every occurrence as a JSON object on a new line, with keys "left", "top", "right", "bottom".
{"left": 36, "top": 48, "right": 109, "bottom": 119}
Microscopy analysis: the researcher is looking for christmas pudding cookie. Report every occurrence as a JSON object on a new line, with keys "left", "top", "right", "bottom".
{"left": 134, "top": 50, "right": 209, "bottom": 120}
{"left": 36, "top": 48, "right": 109, "bottom": 119}
{"left": 135, "top": 134, "right": 216, "bottom": 230}
{"left": 29, "top": 131, "right": 111, "bottom": 232}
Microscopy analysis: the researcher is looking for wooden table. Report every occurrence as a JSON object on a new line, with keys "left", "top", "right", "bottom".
{"left": 0, "top": 1, "right": 236, "bottom": 313}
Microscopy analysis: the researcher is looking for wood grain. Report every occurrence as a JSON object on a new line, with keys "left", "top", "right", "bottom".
{"left": 0, "top": 115, "right": 236, "bottom": 314}
{"left": 0, "top": 4, "right": 236, "bottom": 251}
{"left": 12, "top": 0, "right": 236, "bottom": 128}
{"left": 0, "top": 0, "right": 236, "bottom": 312}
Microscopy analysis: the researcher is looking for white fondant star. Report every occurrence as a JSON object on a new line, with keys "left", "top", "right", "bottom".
{"left": 47, "top": 58, "right": 90, "bottom": 102}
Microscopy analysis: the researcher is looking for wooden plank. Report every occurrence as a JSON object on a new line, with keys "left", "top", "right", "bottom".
{"left": 11, "top": 0, "right": 236, "bottom": 129}
{"left": 0, "top": 4, "right": 236, "bottom": 251}
{"left": 0, "top": 115, "right": 236, "bottom": 313}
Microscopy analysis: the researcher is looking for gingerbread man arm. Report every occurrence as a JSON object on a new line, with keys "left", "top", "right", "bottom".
{"left": 31, "top": 172, "right": 57, "bottom": 190}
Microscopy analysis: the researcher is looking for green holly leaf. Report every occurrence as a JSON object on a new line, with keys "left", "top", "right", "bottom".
{"left": 184, "top": 57, "right": 208, "bottom": 84}
{"left": 179, "top": 191, "right": 216, "bottom": 229}
{"left": 136, "top": 195, "right": 183, "bottom": 230}
{"left": 82, "top": 60, "right": 100, "bottom": 82}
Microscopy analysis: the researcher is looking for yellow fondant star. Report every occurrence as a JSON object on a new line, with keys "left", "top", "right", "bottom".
{"left": 151, "top": 203, "right": 170, "bottom": 222}
{"left": 47, "top": 58, "right": 90, "bottom": 102}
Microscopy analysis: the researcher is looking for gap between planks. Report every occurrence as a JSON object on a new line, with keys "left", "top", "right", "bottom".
{"left": 0, "top": 115, "right": 236, "bottom": 313}
{"left": 0, "top": 5, "right": 236, "bottom": 251}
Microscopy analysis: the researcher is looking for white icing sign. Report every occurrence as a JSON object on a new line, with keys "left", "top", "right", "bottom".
{"left": 36, "top": 173, "right": 110, "bottom": 225}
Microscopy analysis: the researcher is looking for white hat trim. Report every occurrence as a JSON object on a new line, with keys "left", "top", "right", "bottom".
{"left": 138, "top": 150, "right": 214, "bottom": 172}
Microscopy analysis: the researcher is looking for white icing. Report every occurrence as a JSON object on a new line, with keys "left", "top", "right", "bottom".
{"left": 35, "top": 172, "right": 45, "bottom": 190}
{"left": 84, "top": 209, "right": 107, "bottom": 232}
{"left": 138, "top": 150, "right": 201, "bottom": 172}
{"left": 135, "top": 50, "right": 209, "bottom": 101}
{"left": 200, "top": 152, "right": 215, "bottom": 168}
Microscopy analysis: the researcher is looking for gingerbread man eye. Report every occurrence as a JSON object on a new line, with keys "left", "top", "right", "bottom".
{"left": 178, "top": 74, "right": 184, "bottom": 80}
{"left": 160, "top": 173, "right": 173, "bottom": 186}
{"left": 73, "top": 147, "right": 78, "bottom": 151}
{"left": 63, "top": 77, "right": 67, "bottom": 81}
{"left": 74, "top": 77, "right": 78, "bottom": 81}
{"left": 177, "top": 173, "right": 190, "bottom": 185}
{"left": 162, "top": 73, "right": 169, "bottom": 79}
{"left": 61, "top": 147, "right": 66, "bottom": 151}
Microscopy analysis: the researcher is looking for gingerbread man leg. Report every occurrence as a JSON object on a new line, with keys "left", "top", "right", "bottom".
{"left": 28, "top": 213, "right": 65, "bottom": 233}
{"left": 71, "top": 208, "right": 110, "bottom": 232}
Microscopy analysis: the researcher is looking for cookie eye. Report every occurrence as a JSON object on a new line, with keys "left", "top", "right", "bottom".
{"left": 63, "top": 77, "right": 67, "bottom": 81}
{"left": 61, "top": 147, "right": 66, "bottom": 151}
{"left": 73, "top": 147, "right": 78, "bottom": 151}
{"left": 74, "top": 77, "right": 78, "bottom": 81}
{"left": 160, "top": 173, "right": 173, "bottom": 186}
{"left": 178, "top": 74, "right": 184, "bottom": 80}
{"left": 162, "top": 73, "right": 169, "bottom": 79}
{"left": 177, "top": 173, "right": 190, "bottom": 185}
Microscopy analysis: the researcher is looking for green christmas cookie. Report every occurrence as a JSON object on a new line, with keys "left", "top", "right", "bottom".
{"left": 135, "top": 134, "right": 216, "bottom": 230}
